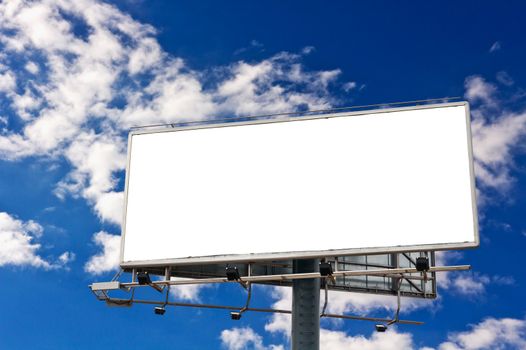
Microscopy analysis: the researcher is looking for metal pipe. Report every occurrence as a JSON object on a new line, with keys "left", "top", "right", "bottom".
{"left": 116, "top": 265, "right": 470, "bottom": 288}
{"left": 103, "top": 297, "right": 423, "bottom": 325}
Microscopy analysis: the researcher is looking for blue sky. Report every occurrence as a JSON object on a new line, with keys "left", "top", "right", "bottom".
{"left": 0, "top": 1, "right": 526, "bottom": 349}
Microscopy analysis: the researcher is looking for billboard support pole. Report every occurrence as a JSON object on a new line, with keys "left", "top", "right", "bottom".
{"left": 291, "top": 259, "right": 320, "bottom": 350}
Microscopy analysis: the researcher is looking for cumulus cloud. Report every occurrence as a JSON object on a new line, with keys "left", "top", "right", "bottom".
{"left": 320, "top": 328, "right": 414, "bottom": 350}
{"left": 0, "top": 211, "right": 71, "bottom": 268}
{"left": 0, "top": 211, "right": 49, "bottom": 267}
{"left": 58, "top": 251, "right": 75, "bottom": 265}
{"left": 84, "top": 231, "right": 120, "bottom": 274}
{"left": 465, "top": 75, "right": 526, "bottom": 197}
{"left": 24, "top": 61, "right": 39, "bottom": 74}
{"left": 222, "top": 326, "right": 415, "bottom": 350}
{"left": 220, "top": 327, "right": 284, "bottom": 350}
{"left": 259, "top": 308, "right": 526, "bottom": 350}
{"left": 438, "top": 317, "right": 526, "bottom": 350}
{"left": 0, "top": 71, "right": 16, "bottom": 93}
{"left": 465, "top": 76, "right": 497, "bottom": 107}
{"left": 55, "top": 131, "right": 126, "bottom": 225}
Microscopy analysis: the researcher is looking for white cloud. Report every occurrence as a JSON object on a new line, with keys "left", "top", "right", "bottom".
{"left": 0, "top": 211, "right": 49, "bottom": 267}
{"left": 342, "top": 81, "right": 357, "bottom": 92}
{"left": 222, "top": 326, "right": 417, "bottom": 350}
{"left": 449, "top": 273, "right": 515, "bottom": 297}
{"left": 11, "top": 88, "right": 42, "bottom": 121}
{"left": 326, "top": 289, "right": 430, "bottom": 316}
{"left": 214, "top": 55, "right": 338, "bottom": 117}
{"left": 320, "top": 328, "right": 414, "bottom": 350}
{"left": 436, "top": 252, "right": 514, "bottom": 297}
{"left": 234, "top": 40, "right": 265, "bottom": 55}
{"left": 451, "top": 275, "right": 489, "bottom": 296}
{"left": 84, "top": 231, "right": 120, "bottom": 274}
{"left": 58, "top": 251, "right": 75, "bottom": 265}
{"left": 25, "top": 61, "right": 39, "bottom": 74}
{"left": 465, "top": 76, "right": 497, "bottom": 107}
{"left": 0, "top": 211, "right": 71, "bottom": 269}
{"left": 496, "top": 71, "right": 514, "bottom": 87}
{"left": 93, "top": 191, "right": 124, "bottom": 225}
{"left": 0, "top": 71, "right": 16, "bottom": 93}
{"left": 438, "top": 318, "right": 526, "bottom": 350}
{"left": 471, "top": 112, "right": 526, "bottom": 191}
{"left": 489, "top": 41, "right": 501, "bottom": 53}
{"left": 58, "top": 131, "right": 127, "bottom": 225}
{"left": 168, "top": 277, "right": 211, "bottom": 302}
{"left": 264, "top": 287, "right": 292, "bottom": 336}
{"left": 465, "top": 75, "right": 526, "bottom": 196}
{"left": 220, "top": 327, "right": 284, "bottom": 350}
{"left": 301, "top": 46, "right": 315, "bottom": 55}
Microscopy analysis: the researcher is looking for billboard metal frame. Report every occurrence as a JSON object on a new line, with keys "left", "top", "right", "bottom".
{"left": 120, "top": 101, "right": 479, "bottom": 269}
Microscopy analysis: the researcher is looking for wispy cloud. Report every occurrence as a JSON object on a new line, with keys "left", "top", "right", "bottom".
{"left": 496, "top": 71, "right": 514, "bottom": 87}
{"left": 234, "top": 39, "right": 265, "bottom": 55}
{"left": 342, "top": 81, "right": 357, "bottom": 92}
{"left": 438, "top": 317, "right": 526, "bottom": 350}
{"left": 489, "top": 41, "right": 501, "bottom": 53}
{"left": 436, "top": 252, "right": 514, "bottom": 298}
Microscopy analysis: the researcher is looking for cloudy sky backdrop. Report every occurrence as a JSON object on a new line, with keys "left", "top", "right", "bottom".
{"left": 1, "top": 1, "right": 526, "bottom": 349}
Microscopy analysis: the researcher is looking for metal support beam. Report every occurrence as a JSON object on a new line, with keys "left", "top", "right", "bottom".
{"left": 99, "top": 297, "right": 424, "bottom": 324}
{"left": 292, "top": 259, "right": 320, "bottom": 350}
{"left": 109, "top": 264, "right": 470, "bottom": 289}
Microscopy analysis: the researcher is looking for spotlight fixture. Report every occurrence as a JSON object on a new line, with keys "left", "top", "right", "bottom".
{"left": 137, "top": 271, "right": 152, "bottom": 285}
{"left": 375, "top": 324, "right": 387, "bottom": 332}
{"left": 319, "top": 262, "right": 333, "bottom": 276}
{"left": 415, "top": 257, "right": 430, "bottom": 272}
{"left": 226, "top": 267, "right": 241, "bottom": 281}
{"left": 154, "top": 306, "right": 166, "bottom": 315}
{"left": 230, "top": 312, "right": 242, "bottom": 320}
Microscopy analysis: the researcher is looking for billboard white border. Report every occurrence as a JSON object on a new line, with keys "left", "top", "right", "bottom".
{"left": 119, "top": 101, "right": 479, "bottom": 268}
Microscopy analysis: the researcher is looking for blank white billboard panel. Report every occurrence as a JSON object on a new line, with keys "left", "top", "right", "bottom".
{"left": 121, "top": 103, "right": 478, "bottom": 266}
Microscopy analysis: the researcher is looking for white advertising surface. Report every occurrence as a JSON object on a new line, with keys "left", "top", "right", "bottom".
{"left": 121, "top": 102, "right": 478, "bottom": 267}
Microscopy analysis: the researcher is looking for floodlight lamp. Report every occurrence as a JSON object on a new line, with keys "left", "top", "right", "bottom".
{"left": 415, "top": 257, "right": 430, "bottom": 272}
{"left": 375, "top": 324, "right": 387, "bottom": 332}
{"left": 137, "top": 271, "right": 152, "bottom": 285}
{"left": 226, "top": 267, "right": 240, "bottom": 281}
{"left": 319, "top": 262, "right": 333, "bottom": 276}
{"left": 154, "top": 306, "right": 166, "bottom": 315}
{"left": 230, "top": 312, "right": 242, "bottom": 320}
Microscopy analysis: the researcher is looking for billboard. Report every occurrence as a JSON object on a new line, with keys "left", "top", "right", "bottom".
{"left": 120, "top": 102, "right": 478, "bottom": 267}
